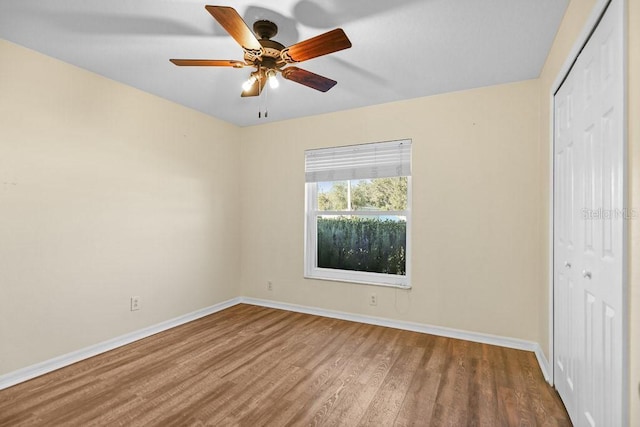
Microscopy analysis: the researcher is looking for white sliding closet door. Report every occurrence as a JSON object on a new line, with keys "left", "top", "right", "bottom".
{"left": 553, "top": 0, "right": 624, "bottom": 425}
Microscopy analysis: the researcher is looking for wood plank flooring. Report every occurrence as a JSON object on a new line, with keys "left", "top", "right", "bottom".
{"left": 0, "top": 304, "right": 571, "bottom": 426}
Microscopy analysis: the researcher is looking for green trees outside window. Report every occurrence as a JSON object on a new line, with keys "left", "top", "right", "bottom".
{"left": 315, "top": 177, "right": 408, "bottom": 275}
{"left": 317, "top": 216, "right": 406, "bottom": 275}
{"left": 318, "top": 177, "right": 408, "bottom": 211}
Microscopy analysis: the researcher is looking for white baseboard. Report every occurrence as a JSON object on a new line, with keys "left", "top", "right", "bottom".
{"left": 1, "top": 295, "right": 552, "bottom": 390}
{"left": 535, "top": 347, "right": 552, "bottom": 383}
{"left": 0, "top": 297, "right": 242, "bottom": 391}
{"left": 240, "top": 297, "right": 552, "bottom": 382}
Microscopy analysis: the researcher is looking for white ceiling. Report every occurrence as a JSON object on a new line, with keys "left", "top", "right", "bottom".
{"left": 0, "top": 0, "right": 569, "bottom": 127}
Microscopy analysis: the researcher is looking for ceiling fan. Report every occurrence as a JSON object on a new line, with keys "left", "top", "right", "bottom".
{"left": 170, "top": 5, "right": 352, "bottom": 97}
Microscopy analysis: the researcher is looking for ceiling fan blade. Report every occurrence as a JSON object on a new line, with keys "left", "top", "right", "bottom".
{"left": 281, "top": 67, "right": 337, "bottom": 92}
{"left": 281, "top": 28, "right": 352, "bottom": 63}
{"left": 241, "top": 76, "right": 265, "bottom": 97}
{"left": 205, "top": 6, "right": 263, "bottom": 56}
{"left": 170, "top": 59, "right": 246, "bottom": 68}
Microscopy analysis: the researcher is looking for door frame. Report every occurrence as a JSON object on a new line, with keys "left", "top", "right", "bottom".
{"left": 548, "top": 0, "right": 628, "bottom": 423}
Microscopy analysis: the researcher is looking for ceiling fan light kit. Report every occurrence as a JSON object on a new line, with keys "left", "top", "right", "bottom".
{"left": 169, "top": 5, "right": 352, "bottom": 117}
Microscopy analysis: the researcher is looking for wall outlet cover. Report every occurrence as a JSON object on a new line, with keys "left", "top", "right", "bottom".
{"left": 369, "top": 294, "right": 377, "bottom": 306}
{"left": 131, "top": 296, "right": 141, "bottom": 311}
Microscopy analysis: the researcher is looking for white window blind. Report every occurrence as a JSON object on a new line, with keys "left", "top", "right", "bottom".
{"left": 305, "top": 139, "right": 411, "bottom": 183}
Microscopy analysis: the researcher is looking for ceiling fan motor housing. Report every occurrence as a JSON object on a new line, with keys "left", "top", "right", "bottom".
{"left": 245, "top": 21, "right": 286, "bottom": 67}
{"left": 253, "top": 20, "right": 278, "bottom": 40}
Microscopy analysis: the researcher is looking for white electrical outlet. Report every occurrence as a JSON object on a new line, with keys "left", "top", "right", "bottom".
{"left": 267, "top": 281, "right": 273, "bottom": 291}
{"left": 130, "top": 296, "right": 141, "bottom": 311}
{"left": 369, "top": 293, "right": 377, "bottom": 306}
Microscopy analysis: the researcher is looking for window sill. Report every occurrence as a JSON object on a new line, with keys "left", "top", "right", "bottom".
{"left": 304, "top": 271, "right": 411, "bottom": 290}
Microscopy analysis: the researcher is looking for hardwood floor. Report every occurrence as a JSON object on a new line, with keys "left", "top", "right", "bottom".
{"left": 0, "top": 304, "right": 571, "bottom": 426}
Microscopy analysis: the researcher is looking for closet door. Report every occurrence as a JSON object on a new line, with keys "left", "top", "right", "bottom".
{"left": 553, "top": 0, "right": 624, "bottom": 425}
{"left": 554, "top": 69, "right": 580, "bottom": 420}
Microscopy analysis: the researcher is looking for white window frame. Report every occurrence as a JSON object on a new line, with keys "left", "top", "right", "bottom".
{"left": 304, "top": 140, "right": 412, "bottom": 289}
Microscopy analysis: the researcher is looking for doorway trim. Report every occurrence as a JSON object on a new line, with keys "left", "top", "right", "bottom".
{"left": 547, "top": 0, "right": 628, "bottom": 424}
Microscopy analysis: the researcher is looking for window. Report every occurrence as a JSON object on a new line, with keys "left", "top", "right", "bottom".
{"left": 304, "top": 140, "right": 411, "bottom": 288}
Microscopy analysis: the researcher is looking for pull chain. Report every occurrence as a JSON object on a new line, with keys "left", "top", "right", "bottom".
{"left": 258, "top": 67, "right": 263, "bottom": 118}
{"left": 265, "top": 78, "right": 269, "bottom": 118}
{"left": 255, "top": 67, "right": 272, "bottom": 119}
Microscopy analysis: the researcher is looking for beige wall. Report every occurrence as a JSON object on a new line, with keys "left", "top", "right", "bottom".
{"left": 1, "top": 39, "right": 547, "bottom": 378}
{"left": 239, "top": 80, "right": 543, "bottom": 343}
{"left": 0, "top": 40, "right": 241, "bottom": 375}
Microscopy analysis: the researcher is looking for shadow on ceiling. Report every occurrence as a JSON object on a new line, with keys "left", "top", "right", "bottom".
{"left": 292, "top": 0, "right": 424, "bottom": 28}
